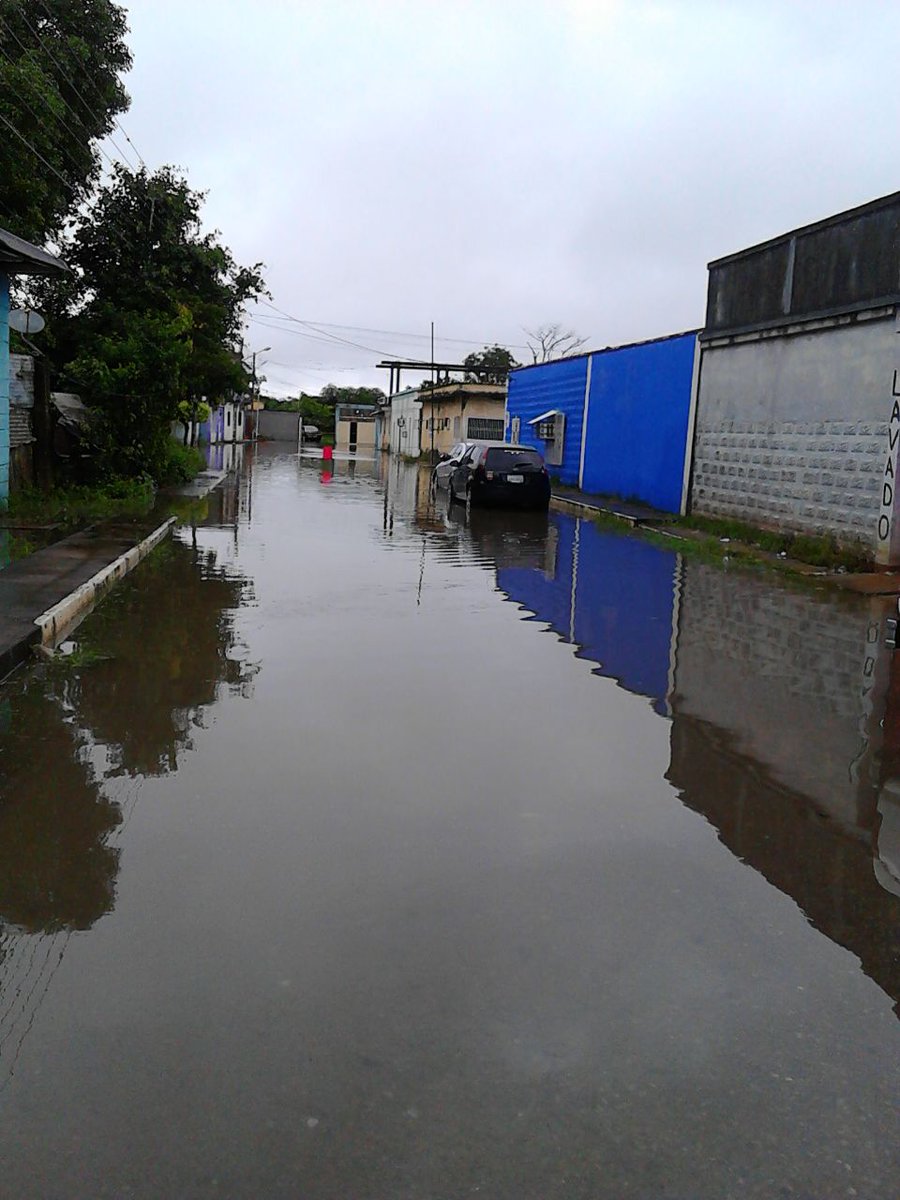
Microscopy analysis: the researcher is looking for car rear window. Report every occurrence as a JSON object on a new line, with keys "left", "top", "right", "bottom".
{"left": 484, "top": 447, "right": 544, "bottom": 470}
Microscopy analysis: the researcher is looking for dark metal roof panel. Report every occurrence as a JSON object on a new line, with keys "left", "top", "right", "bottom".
{"left": 0, "top": 226, "right": 68, "bottom": 276}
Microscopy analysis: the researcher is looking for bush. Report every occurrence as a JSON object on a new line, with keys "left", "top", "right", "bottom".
{"left": 157, "top": 439, "right": 205, "bottom": 485}
{"left": 7, "top": 479, "right": 154, "bottom": 527}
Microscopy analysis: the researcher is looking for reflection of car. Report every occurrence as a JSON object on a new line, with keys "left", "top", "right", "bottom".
{"left": 432, "top": 441, "right": 473, "bottom": 490}
{"left": 449, "top": 442, "right": 551, "bottom": 510}
{"left": 302, "top": 424, "right": 321, "bottom": 442}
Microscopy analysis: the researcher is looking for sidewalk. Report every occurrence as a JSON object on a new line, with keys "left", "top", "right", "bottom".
{"left": 550, "top": 484, "right": 666, "bottom": 526}
{"left": 0, "top": 469, "right": 226, "bottom": 681}
{"left": 550, "top": 483, "right": 900, "bottom": 594}
{"left": 0, "top": 518, "right": 174, "bottom": 680}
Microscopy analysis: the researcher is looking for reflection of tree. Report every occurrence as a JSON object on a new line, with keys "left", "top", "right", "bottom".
{"left": 0, "top": 681, "right": 120, "bottom": 934}
{"left": 70, "top": 537, "right": 255, "bottom": 777}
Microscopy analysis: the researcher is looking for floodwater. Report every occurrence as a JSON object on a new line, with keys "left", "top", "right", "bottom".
{"left": 1, "top": 445, "right": 898, "bottom": 1199}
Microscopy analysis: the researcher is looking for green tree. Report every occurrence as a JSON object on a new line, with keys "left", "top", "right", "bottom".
{"left": 61, "top": 165, "right": 266, "bottom": 478}
{"left": 0, "top": 0, "right": 132, "bottom": 242}
{"left": 463, "top": 344, "right": 519, "bottom": 384}
{"left": 319, "top": 384, "right": 385, "bottom": 408}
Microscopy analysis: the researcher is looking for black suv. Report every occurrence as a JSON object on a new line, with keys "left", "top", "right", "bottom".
{"left": 449, "top": 442, "right": 551, "bottom": 510}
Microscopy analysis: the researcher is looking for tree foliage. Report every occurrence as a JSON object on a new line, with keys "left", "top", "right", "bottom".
{"left": 319, "top": 384, "right": 385, "bottom": 408}
{"left": 0, "top": 0, "right": 132, "bottom": 242}
{"left": 463, "top": 344, "right": 519, "bottom": 384}
{"left": 60, "top": 166, "right": 266, "bottom": 479}
{"left": 524, "top": 324, "right": 589, "bottom": 363}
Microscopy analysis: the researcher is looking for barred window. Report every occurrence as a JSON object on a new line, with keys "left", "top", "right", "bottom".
{"left": 466, "top": 417, "right": 505, "bottom": 440}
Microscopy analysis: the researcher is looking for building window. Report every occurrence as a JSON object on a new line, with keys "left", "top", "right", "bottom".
{"left": 225, "top": 409, "right": 231, "bottom": 427}
{"left": 466, "top": 417, "right": 504, "bottom": 440}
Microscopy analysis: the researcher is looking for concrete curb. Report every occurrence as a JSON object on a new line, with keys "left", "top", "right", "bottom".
{"left": 550, "top": 494, "right": 643, "bottom": 527}
{"left": 34, "top": 517, "right": 176, "bottom": 647}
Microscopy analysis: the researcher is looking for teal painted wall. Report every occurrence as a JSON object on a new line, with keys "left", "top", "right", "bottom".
{"left": 0, "top": 273, "right": 9, "bottom": 504}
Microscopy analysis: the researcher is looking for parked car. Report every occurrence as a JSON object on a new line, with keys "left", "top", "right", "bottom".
{"left": 302, "top": 424, "right": 321, "bottom": 442}
{"left": 449, "top": 442, "right": 551, "bottom": 510}
{"left": 432, "top": 441, "right": 474, "bottom": 490}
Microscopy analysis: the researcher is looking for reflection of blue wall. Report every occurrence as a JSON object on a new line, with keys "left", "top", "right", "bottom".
{"left": 582, "top": 332, "right": 697, "bottom": 513}
{"left": 497, "top": 515, "right": 679, "bottom": 714}
{"left": 506, "top": 357, "right": 588, "bottom": 486}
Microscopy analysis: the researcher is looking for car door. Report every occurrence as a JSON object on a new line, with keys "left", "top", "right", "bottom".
{"left": 450, "top": 446, "right": 478, "bottom": 500}
{"left": 435, "top": 443, "right": 464, "bottom": 488}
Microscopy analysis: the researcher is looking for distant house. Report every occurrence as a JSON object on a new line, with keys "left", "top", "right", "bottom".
{"left": 386, "top": 382, "right": 507, "bottom": 458}
{"left": 506, "top": 331, "right": 700, "bottom": 514}
{"left": 335, "top": 403, "right": 378, "bottom": 453}
{"left": 1, "top": 226, "right": 67, "bottom": 504}
{"left": 207, "top": 399, "right": 246, "bottom": 445}
{"left": 416, "top": 383, "right": 507, "bottom": 458}
{"left": 387, "top": 388, "right": 422, "bottom": 456}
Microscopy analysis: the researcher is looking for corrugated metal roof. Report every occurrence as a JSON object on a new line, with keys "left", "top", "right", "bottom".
{"left": 0, "top": 226, "right": 68, "bottom": 276}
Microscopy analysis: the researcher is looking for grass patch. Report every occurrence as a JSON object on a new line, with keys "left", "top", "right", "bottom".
{"left": 5, "top": 477, "right": 155, "bottom": 530}
{"left": 672, "top": 513, "right": 872, "bottom": 571}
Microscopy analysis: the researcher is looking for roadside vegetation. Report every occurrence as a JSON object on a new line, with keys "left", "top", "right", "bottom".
{"left": 570, "top": 503, "right": 873, "bottom": 576}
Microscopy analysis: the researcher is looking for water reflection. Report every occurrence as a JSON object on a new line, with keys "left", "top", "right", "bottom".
{"left": 68, "top": 536, "right": 256, "bottom": 777}
{"left": 490, "top": 510, "right": 900, "bottom": 1014}
{"left": 0, "top": 533, "right": 254, "bottom": 1082}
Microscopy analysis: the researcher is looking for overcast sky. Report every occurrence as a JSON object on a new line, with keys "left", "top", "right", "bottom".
{"left": 118, "top": 0, "right": 900, "bottom": 396}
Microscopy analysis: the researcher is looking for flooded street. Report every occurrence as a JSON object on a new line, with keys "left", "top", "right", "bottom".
{"left": 1, "top": 446, "right": 898, "bottom": 1198}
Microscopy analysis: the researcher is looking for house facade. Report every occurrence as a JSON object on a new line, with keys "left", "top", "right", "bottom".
{"left": 417, "top": 383, "right": 507, "bottom": 458}
{"left": 335, "top": 403, "right": 378, "bottom": 452}
{"left": 506, "top": 331, "right": 699, "bottom": 514}
{"left": 387, "top": 388, "right": 422, "bottom": 456}
{"left": 690, "top": 190, "right": 900, "bottom": 563}
{"left": 0, "top": 227, "right": 67, "bottom": 504}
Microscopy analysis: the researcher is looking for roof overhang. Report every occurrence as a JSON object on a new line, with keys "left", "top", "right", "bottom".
{"left": 528, "top": 409, "right": 563, "bottom": 425}
{"left": 0, "top": 227, "right": 68, "bottom": 277}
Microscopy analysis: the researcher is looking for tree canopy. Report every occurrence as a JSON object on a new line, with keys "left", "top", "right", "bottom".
{"left": 524, "top": 324, "right": 589, "bottom": 363}
{"left": 0, "top": 0, "right": 132, "bottom": 242}
{"left": 463, "top": 344, "right": 519, "bottom": 384}
{"left": 59, "top": 166, "right": 266, "bottom": 478}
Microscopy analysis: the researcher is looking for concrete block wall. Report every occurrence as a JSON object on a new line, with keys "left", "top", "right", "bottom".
{"left": 691, "top": 416, "right": 885, "bottom": 541}
{"left": 691, "top": 312, "right": 898, "bottom": 554}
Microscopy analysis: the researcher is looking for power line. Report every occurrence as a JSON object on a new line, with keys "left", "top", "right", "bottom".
{"left": 34, "top": 0, "right": 147, "bottom": 169}
{"left": 0, "top": 111, "right": 76, "bottom": 193}
{"left": 0, "top": 33, "right": 123, "bottom": 178}
{"left": 6, "top": 6, "right": 139, "bottom": 171}
{"left": 254, "top": 297, "right": 530, "bottom": 352}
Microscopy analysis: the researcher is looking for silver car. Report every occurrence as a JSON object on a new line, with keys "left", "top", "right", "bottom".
{"left": 431, "top": 441, "right": 474, "bottom": 491}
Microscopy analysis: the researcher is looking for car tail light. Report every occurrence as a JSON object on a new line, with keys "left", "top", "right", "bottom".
{"left": 484, "top": 470, "right": 494, "bottom": 481}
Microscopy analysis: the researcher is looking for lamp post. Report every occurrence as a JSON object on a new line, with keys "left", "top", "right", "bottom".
{"left": 244, "top": 346, "right": 270, "bottom": 443}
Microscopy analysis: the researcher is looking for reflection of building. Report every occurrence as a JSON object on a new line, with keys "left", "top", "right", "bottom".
{"left": 497, "top": 516, "right": 681, "bottom": 715}
{"left": 494, "top": 515, "right": 900, "bottom": 1014}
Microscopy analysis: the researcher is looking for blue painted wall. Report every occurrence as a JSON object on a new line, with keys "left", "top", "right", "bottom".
{"left": 505, "top": 356, "right": 588, "bottom": 486}
{"left": 505, "top": 333, "right": 697, "bottom": 511}
{"left": 497, "top": 512, "right": 679, "bottom": 715}
{"left": 582, "top": 332, "right": 697, "bottom": 513}
{"left": 0, "top": 274, "right": 9, "bottom": 505}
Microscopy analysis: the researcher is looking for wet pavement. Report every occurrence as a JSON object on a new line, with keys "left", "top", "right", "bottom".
{"left": 0, "top": 445, "right": 898, "bottom": 1199}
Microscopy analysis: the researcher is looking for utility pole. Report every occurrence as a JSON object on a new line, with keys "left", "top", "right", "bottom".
{"left": 434, "top": 319, "right": 439, "bottom": 463}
